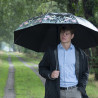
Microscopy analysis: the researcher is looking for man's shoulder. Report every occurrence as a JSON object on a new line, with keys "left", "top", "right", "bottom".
{"left": 45, "top": 46, "right": 56, "bottom": 52}
{"left": 75, "top": 46, "right": 87, "bottom": 58}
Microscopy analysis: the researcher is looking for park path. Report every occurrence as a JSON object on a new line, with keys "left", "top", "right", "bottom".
{"left": 3, "top": 53, "right": 45, "bottom": 98}
{"left": 15, "top": 55, "right": 45, "bottom": 86}
{"left": 3, "top": 55, "right": 16, "bottom": 98}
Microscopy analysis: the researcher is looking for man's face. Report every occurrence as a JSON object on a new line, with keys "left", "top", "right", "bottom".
{"left": 60, "top": 30, "right": 74, "bottom": 43}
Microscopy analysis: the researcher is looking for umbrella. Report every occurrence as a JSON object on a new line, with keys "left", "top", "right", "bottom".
{"left": 14, "top": 13, "right": 98, "bottom": 52}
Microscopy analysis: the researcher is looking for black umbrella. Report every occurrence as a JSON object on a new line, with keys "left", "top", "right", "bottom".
{"left": 14, "top": 13, "right": 98, "bottom": 52}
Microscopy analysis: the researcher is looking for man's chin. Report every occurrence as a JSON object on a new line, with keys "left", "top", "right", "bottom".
{"left": 61, "top": 41, "right": 71, "bottom": 43}
{"left": 61, "top": 40, "right": 68, "bottom": 42}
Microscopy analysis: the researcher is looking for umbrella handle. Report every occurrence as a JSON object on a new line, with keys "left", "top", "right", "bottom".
{"left": 54, "top": 48, "right": 59, "bottom": 71}
{"left": 56, "top": 65, "right": 58, "bottom": 70}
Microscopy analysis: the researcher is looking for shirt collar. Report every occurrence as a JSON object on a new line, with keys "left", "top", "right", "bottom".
{"left": 58, "top": 42, "right": 74, "bottom": 50}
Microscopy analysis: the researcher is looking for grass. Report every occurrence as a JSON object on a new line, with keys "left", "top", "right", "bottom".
{"left": 1, "top": 51, "right": 98, "bottom": 98}
{"left": 0, "top": 51, "right": 9, "bottom": 97}
{"left": 12, "top": 52, "right": 43, "bottom": 65}
{"left": 86, "top": 74, "right": 98, "bottom": 98}
{"left": 10, "top": 53, "right": 45, "bottom": 98}
{"left": 13, "top": 52, "right": 98, "bottom": 98}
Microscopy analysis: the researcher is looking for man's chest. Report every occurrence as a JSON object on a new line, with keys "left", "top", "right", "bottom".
{"left": 58, "top": 49, "right": 76, "bottom": 66}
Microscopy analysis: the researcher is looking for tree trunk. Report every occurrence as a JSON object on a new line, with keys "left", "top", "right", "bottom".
{"left": 82, "top": 0, "right": 97, "bottom": 25}
{"left": 67, "top": 0, "right": 79, "bottom": 14}
{"left": 95, "top": 73, "right": 98, "bottom": 80}
{"left": 96, "top": 46, "right": 98, "bottom": 56}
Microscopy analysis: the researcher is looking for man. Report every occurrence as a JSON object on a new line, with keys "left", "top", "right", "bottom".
{"left": 39, "top": 25, "right": 89, "bottom": 98}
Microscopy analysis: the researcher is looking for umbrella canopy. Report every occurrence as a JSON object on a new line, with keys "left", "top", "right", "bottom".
{"left": 14, "top": 13, "right": 98, "bottom": 52}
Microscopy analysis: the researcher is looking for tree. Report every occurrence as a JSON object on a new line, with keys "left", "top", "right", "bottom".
{"left": 82, "top": 0, "right": 98, "bottom": 80}
{"left": 36, "top": 1, "right": 61, "bottom": 14}
{"left": 67, "top": 0, "right": 79, "bottom": 14}
{"left": 82, "top": 0, "right": 97, "bottom": 26}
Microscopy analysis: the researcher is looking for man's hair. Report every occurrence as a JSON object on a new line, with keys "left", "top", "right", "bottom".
{"left": 59, "top": 25, "right": 74, "bottom": 34}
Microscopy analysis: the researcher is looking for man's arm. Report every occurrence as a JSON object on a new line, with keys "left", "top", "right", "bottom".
{"left": 38, "top": 49, "right": 55, "bottom": 80}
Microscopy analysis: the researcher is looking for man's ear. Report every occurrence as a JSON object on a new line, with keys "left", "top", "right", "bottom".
{"left": 71, "top": 34, "right": 74, "bottom": 39}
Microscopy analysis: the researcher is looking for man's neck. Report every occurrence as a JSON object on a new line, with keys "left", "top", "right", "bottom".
{"left": 61, "top": 42, "right": 71, "bottom": 50}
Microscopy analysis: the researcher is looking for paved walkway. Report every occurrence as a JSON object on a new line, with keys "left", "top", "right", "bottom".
{"left": 16, "top": 55, "right": 45, "bottom": 86}
{"left": 4, "top": 55, "right": 16, "bottom": 98}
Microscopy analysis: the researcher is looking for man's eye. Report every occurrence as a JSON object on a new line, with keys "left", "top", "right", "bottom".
{"left": 66, "top": 33, "right": 69, "bottom": 35}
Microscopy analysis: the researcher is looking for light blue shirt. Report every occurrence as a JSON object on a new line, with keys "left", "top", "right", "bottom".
{"left": 57, "top": 43, "right": 78, "bottom": 87}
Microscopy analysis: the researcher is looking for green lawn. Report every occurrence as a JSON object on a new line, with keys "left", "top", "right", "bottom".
{"left": 11, "top": 55, "right": 45, "bottom": 98}
{"left": 13, "top": 52, "right": 43, "bottom": 65}
{"left": 1, "top": 51, "right": 98, "bottom": 98}
{"left": 10, "top": 53, "right": 45, "bottom": 98}
{"left": 86, "top": 74, "right": 98, "bottom": 98}
{"left": 0, "top": 51, "right": 9, "bottom": 97}
{"left": 15, "top": 52, "right": 98, "bottom": 98}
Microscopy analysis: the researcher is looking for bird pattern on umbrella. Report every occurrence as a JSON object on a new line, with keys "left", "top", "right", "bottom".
{"left": 17, "top": 13, "right": 78, "bottom": 31}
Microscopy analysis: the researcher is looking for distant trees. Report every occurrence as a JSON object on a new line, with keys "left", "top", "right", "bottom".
{"left": 0, "top": 0, "right": 98, "bottom": 79}
{"left": 0, "top": 0, "right": 97, "bottom": 44}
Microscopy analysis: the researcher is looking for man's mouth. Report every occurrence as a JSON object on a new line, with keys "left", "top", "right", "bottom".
{"left": 62, "top": 37, "right": 66, "bottom": 40}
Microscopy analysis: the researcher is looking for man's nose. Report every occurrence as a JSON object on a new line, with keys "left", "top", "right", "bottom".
{"left": 63, "top": 33, "right": 67, "bottom": 36}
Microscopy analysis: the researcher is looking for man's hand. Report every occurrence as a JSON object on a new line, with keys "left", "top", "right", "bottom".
{"left": 51, "top": 70, "right": 60, "bottom": 79}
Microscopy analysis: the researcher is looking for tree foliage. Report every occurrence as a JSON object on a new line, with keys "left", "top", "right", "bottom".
{"left": 0, "top": 0, "right": 97, "bottom": 51}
